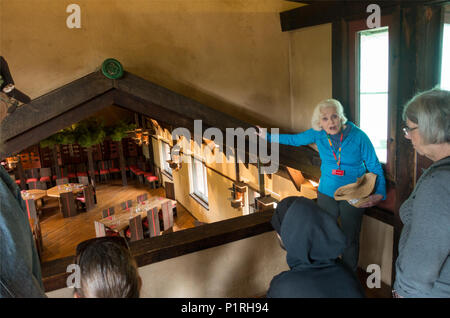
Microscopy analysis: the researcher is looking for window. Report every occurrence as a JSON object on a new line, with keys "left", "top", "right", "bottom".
{"left": 191, "top": 157, "right": 208, "bottom": 205}
{"left": 357, "top": 27, "right": 389, "bottom": 163}
{"left": 160, "top": 141, "right": 172, "bottom": 176}
{"left": 441, "top": 9, "right": 450, "bottom": 90}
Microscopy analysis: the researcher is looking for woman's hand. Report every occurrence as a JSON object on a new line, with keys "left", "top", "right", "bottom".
{"left": 358, "top": 194, "right": 383, "bottom": 208}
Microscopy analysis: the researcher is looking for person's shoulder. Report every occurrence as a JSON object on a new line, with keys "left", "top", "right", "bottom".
{"left": 414, "top": 168, "right": 450, "bottom": 215}
{"left": 420, "top": 167, "right": 450, "bottom": 194}
{"left": 303, "top": 127, "right": 321, "bottom": 135}
{"left": 346, "top": 122, "right": 364, "bottom": 136}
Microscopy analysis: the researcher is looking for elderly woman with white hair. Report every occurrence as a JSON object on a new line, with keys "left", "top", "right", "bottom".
{"left": 257, "top": 98, "right": 386, "bottom": 272}
{"left": 393, "top": 88, "right": 450, "bottom": 298}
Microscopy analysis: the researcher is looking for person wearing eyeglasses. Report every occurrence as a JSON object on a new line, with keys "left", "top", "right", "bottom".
{"left": 74, "top": 237, "right": 142, "bottom": 298}
{"left": 393, "top": 88, "right": 450, "bottom": 298}
{"left": 256, "top": 99, "right": 386, "bottom": 272}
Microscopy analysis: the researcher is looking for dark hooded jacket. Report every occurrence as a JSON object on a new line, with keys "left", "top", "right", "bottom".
{"left": 267, "top": 197, "right": 365, "bottom": 298}
{"left": 0, "top": 166, "right": 46, "bottom": 297}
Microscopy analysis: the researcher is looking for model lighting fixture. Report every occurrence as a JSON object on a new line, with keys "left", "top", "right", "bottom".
{"left": 255, "top": 195, "right": 278, "bottom": 212}
{"left": 228, "top": 181, "right": 247, "bottom": 209}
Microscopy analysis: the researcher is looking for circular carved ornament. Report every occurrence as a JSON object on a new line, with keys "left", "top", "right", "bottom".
{"left": 101, "top": 58, "right": 124, "bottom": 79}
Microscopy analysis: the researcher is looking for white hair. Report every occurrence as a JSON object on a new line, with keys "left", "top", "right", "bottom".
{"left": 311, "top": 99, "right": 348, "bottom": 131}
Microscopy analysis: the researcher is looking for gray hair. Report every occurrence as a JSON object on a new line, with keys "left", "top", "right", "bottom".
{"left": 311, "top": 99, "right": 348, "bottom": 131}
{"left": 403, "top": 88, "right": 450, "bottom": 145}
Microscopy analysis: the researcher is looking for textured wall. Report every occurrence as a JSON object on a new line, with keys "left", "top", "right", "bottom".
{"left": 0, "top": 0, "right": 309, "bottom": 131}
{"left": 46, "top": 231, "right": 289, "bottom": 298}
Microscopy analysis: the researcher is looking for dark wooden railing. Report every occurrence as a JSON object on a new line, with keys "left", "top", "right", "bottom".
{"left": 41, "top": 209, "right": 274, "bottom": 292}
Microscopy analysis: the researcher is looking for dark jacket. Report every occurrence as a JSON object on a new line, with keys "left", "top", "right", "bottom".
{"left": 0, "top": 166, "right": 46, "bottom": 297}
{"left": 267, "top": 197, "right": 365, "bottom": 298}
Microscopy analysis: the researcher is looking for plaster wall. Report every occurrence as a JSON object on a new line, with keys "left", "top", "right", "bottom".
{"left": 46, "top": 231, "right": 289, "bottom": 298}
{"left": 288, "top": 23, "right": 333, "bottom": 132}
{"left": 0, "top": 0, "right": 305, "bottom": 130}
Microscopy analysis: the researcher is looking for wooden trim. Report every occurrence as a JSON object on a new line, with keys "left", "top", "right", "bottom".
{"left": 285, "top": 166, "right": 304, "bottom": 192}
{"left": 189, "top": 193, "right": 209, "bottom": 211}
{"left": 0, "top": 90, "right": 115, "bottom": 158}
{"left": 1, "top": 71, "right": 113, "bottom": 141}
{"left": 161, "top": 169, "right": 173, "bottom": 181}
{"left": 391, "top": 5, "right": 418, "bottom": 284}
{"left": 364, "top": 206, "right": 394, "bottom": 226}
{"left": 416, "top": 5, "right": 444, "bottom": 92}
{"left": 115, "top": 72, "right": 253, "bottom": 133}
{"left": 279, "top": 1, "right": 446, "bottom": 32}
{"left": 41, "top": 209, "right": 274, "bottom": 292}
{"left": 332, "top": 18, "right": 350, "bottom": 120}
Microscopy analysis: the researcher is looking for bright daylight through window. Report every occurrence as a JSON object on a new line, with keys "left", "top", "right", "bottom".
{"left": 358, "top": 27, "right": 389, "bottom": 163}
{"left": 192, "top": 158, "right": 208, "bottom": 204}
{"left": 441, "top": 23, "right": 450, "bottom": 90}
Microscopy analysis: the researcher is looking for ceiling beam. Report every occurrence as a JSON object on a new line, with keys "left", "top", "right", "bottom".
{"left": 0, "top": 90, "right": 116, "bottom": 158}
{"left": 1, "top": 71, "right": 113, "bottom": 141}
{"left": 279, "top": 0, "right": 447, "bottom": 32}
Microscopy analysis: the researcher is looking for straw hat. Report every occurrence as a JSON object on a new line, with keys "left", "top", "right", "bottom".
{"left": 334, "top": 173, "right": 377, "bottom": 207}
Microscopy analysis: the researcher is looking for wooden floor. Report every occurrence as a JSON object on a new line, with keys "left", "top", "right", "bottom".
{"left": 39, "top": 179, "right": 196, "bottom": 262}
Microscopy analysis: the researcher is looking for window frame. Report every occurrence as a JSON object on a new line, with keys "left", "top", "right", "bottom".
{"left": 440, "top": 5, "right": 450, "bottom": 90}
{"left": 160, "top": 141, "right": 173, "bottom": 177}
{"left": 190, "top": 156, "right": 209, "bottom": 208}
{"left": 348, "top": 14, "right": 395, "bottom": 181}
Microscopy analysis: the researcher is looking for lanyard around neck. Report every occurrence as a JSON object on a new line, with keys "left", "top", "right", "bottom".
{"left": 326, "top": 132, "right": 343, "bottom": 168}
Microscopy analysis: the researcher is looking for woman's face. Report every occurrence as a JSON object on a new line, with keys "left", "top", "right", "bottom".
{"left": 404, "top": 118, "right": 425, "bottom": 155}
{"left": 320, "top": 107, "right": 342, "bottom": 135}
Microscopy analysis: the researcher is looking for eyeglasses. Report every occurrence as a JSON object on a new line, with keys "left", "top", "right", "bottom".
{"left": 403, "top": 126, "right": 418, "bottom": 136}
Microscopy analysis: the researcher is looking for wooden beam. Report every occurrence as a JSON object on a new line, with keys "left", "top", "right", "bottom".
{"left": 112, "top": 90, "right": 199, "bottom": 134}
{"left": 114, "top": 72, "right": 254, "bottom": 133}
{"left": 332, "top": 18, "right": 350, "bottom": 120}
{"left": 285, "top": 166, "right": 305, "bottom": 192}
{"left": 1, "top": 71, "right": 113, "bottom": 141}
{"left": 416, "top": 4, "right": 444, "bottom": 92}
{"left": 280, "top": 1, "right": 386, "bottom": 32}
{"left": 391, "top": 5, "right": 418, "bottom": 285}
{"left": 0, "top": 90, "right": 115, "bottom": 158}
{"left": 279, "top": 1, "right": 442, "bottom": 32}
{"left": 413, "top": 3, "right": 445, "bottom": 181}
{"left": 365, "top": 206, "right": 394, "bottom": 226}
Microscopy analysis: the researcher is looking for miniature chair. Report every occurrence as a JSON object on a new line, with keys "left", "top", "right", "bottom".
{"left": 102, "top": 207, "right": 115, "bottom": 218}
{"left": 120, "top": 200, "right": 133, "bottom": 210}
{"left": 144, "top": 207, "right": 160, "bottom": 238}
{"left": 126, "top": 214, "right": 144, "bottom": 242}
{"left": 59, "top": 192, "right": 78, "bottom": 218}
{"left": 137, "top": 193, "right": 148, "bottom": 203}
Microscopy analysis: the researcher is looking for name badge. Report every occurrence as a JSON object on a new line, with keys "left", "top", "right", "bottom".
{"left": 332, "top": 169, "right": 345, "bottom": 176}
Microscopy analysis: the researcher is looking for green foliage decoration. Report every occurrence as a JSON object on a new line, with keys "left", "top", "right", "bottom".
{"left": 74, "top": 118, "right": 106, "bottom": 148}
{"left": 39, "top": 134, "right": 60, "bottom": 149}
{"left": 59, "top": 126, "right": 77, "bottom": 145}
{"left": 106, "top": 120, "right": 136, "bottom": 142}
{"left": 39, "top": 118, "right": 136, "bottom": 149}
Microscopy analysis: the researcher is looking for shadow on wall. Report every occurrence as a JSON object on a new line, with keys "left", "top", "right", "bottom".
{"left": 135, "top": 231, "right": 288, "bottom": 298}
{"left": 126, "top": 60, "right": 290, "bottom": 132}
